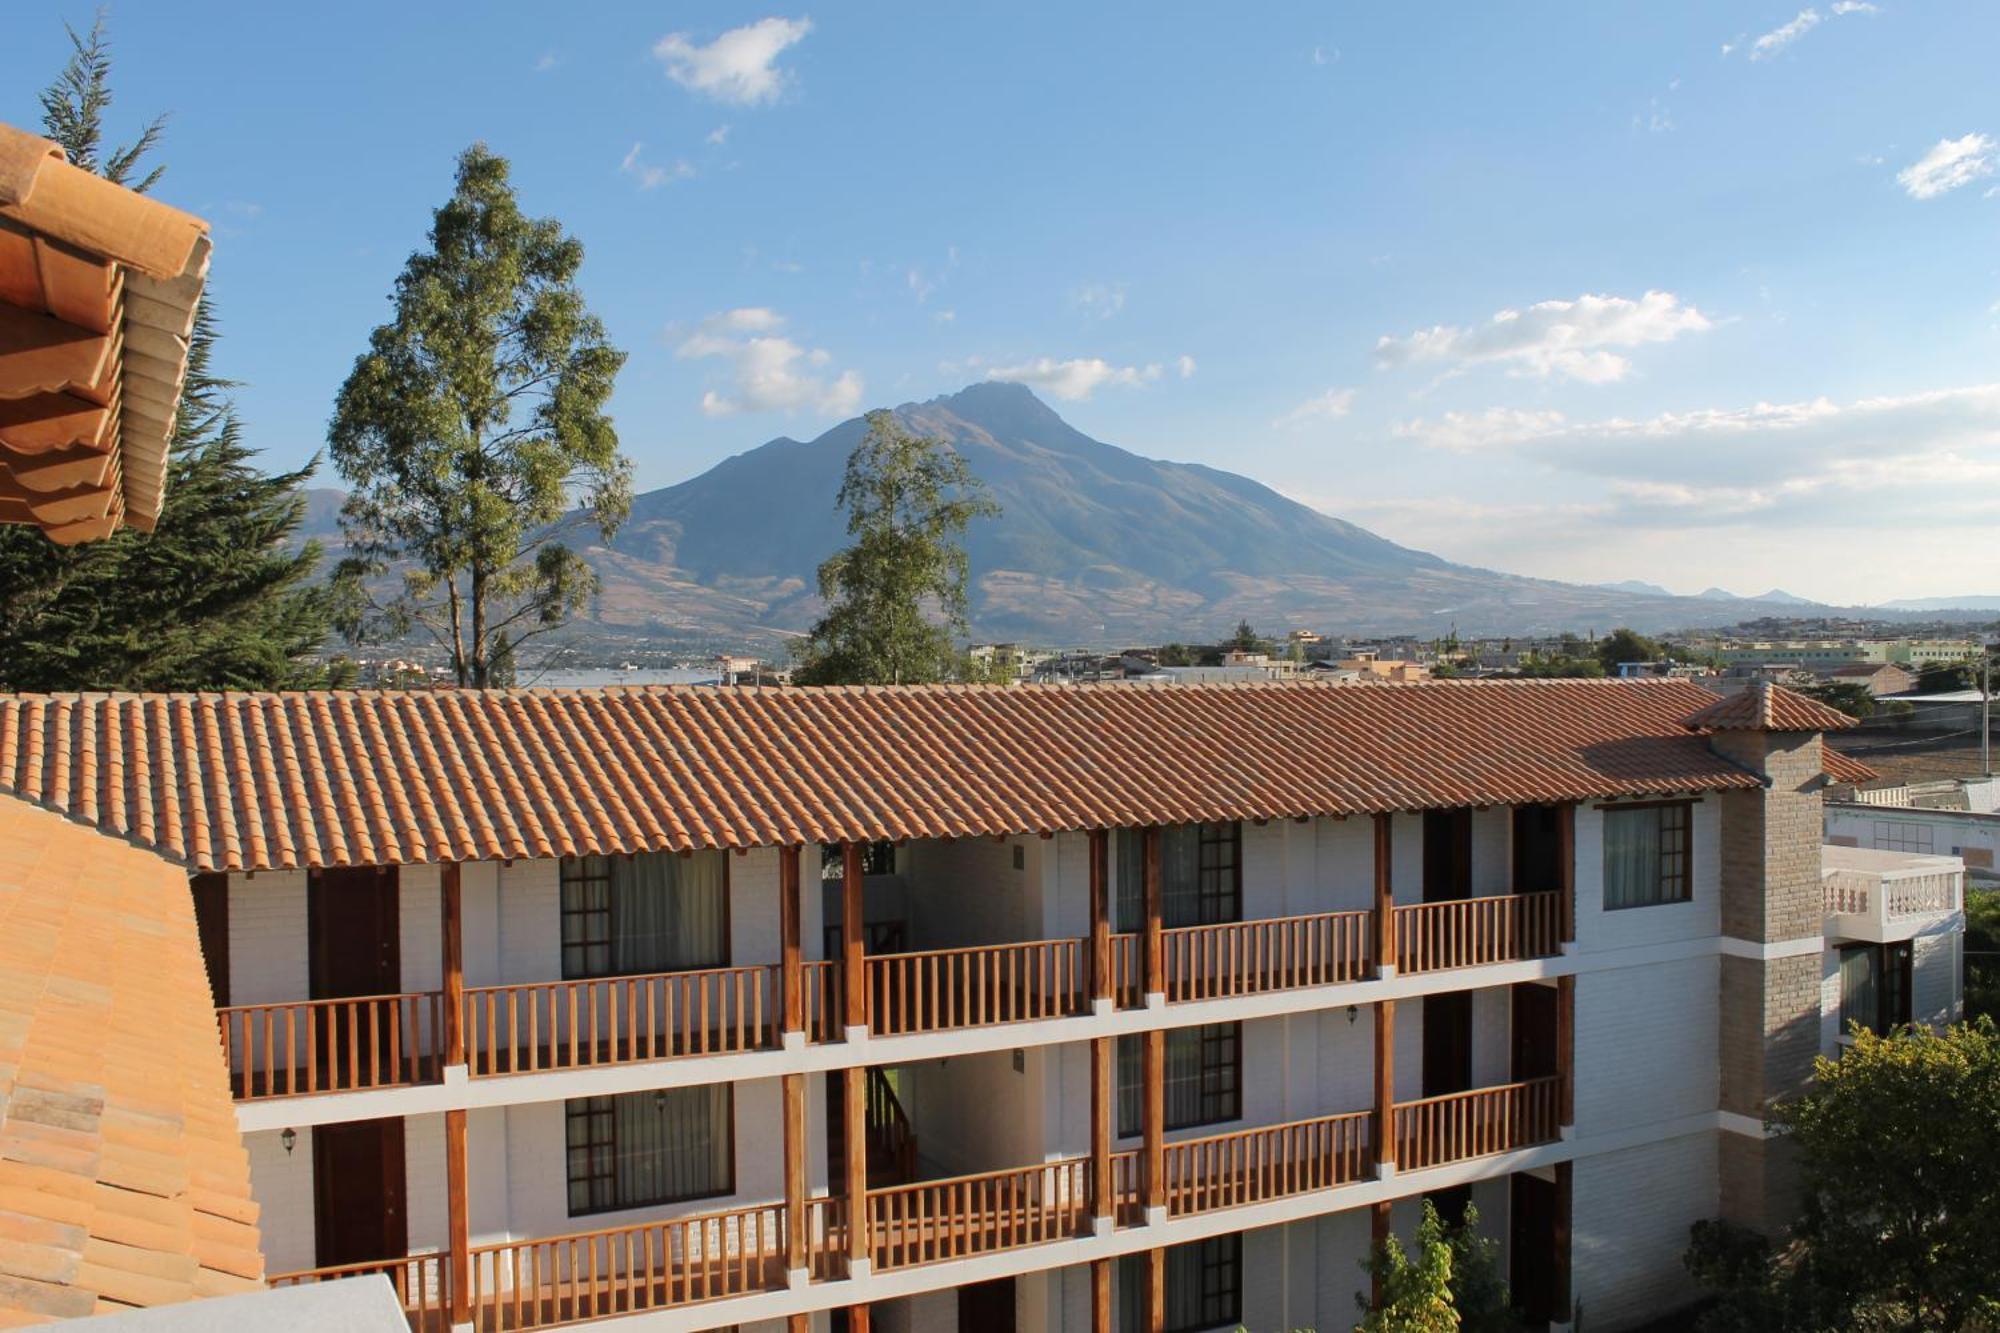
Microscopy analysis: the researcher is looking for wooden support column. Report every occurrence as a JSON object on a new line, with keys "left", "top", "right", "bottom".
{"left": 1374, "top": 999, "right": 1396, "bottom": 1177}
{"left": 843, "top": 1064, "right": 869, "bottom": 1269}
{"left": 1091, "top": 1256, "right": 1113, "bottom": 1333}
{"left": 1369, "top": 1200, "right": 1392, "bottom": 1309}
{"left": 1089, "top": 828, "right": 1112, "bottom": 1005}
{"left": 780, "top": 844, "right": 804, "bottom": 1037}
{"left": 1143, "top": 1245, "right": 1166, "bottom": 1333}
{"left": 445, "top": 1108, "right": 469, "bottom": 1322}
{"left": 1143, "top": 1027, "right": 1165, "bottom": 1216}
{"left": 1091, "top": 1036, "right": 1113, "bottom": 1227}
{"left": 783, "top": 1072, "right": 808, "bottom": 1274}
{"left": 842, "top": 843, "right": 868, "bottom": 1033}
{"left": 1557, "top": 801, "right": 1577, "bottom": 944}
{"left": 847, "top": 1304, "right": 872, "bottom": 1332}
{"left": 788, "top": 1316, "right": 810, "bottom": 1333}
{"left": 440, "top": 860, "right": 465, "bottom": 1066}
{"left": 1557, "top": 973, "right": 1576, "bottom": 1127}
{"left": 1552, "top": 1160, "right": 1574, "bottom": 1324}
{"left": 1372, "top": 813, "right": 1395, "bottom": 975}
{"left": 1142, "top": 826, "right": 1163, "bottom": 999}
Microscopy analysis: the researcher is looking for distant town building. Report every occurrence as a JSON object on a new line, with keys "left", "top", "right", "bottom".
{"left": 1819, "top": 663, "right": 1918, "bottom": 697}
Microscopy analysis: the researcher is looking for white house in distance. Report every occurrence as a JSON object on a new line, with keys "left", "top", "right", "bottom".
{"left": 0, "top": 678, "right": 1965, "bottom": 1333}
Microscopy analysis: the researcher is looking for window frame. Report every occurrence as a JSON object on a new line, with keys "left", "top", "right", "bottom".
{"left": 1839, "top": 941, "right": 1914, "bottom": 1040}
{"left": 1115, "top": 1022, "right": 1243, "bottom": 1138}
{"left": 1598, "top": 799, "right": 1694, "bottom": 911}
{"left": 1117, "top": 1233, "right": 1243, "bottom": 1333}
{"left": 1116, "top": 822, "right": 1243, "bottom": 931}
{"left": 558, "top": 852, "right": 733, "bottom": 981}
{"left": 565, "top": 1087, "right": 737, "bottom": 1218}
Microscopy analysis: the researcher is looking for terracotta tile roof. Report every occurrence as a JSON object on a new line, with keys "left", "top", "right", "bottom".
{"left": 0, "top": 795, "right": 261, "bottom": 1325}
{"left": 0, "top": 679, "right": 1865, "bottom": 873}
{"left": 1679, "top": 681, "right": 1860, "bottom": 734}
{"left": 0, "top": 122, "right": 210, "bottom": 544}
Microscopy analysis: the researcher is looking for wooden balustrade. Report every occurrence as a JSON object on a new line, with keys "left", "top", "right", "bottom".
{"left": 217, "top": 992, "right": 442, "bottom": 1100}
{"left": 1161, "top": 909, "right": 1372, "bottom": 1002}
{"left": 461, "top": 965, "right": 780, "bottom": 1076}
{"left": 869, "top": 1157, "right": 1093, "bottom": 1270}
{"left": 1109, "top": 1148, "right": 1144, "bottom": 1226}
{"left": 269, "top": 1252, "right": 451, "bottom": 1331}
{"left": 1110, "top": 932, "right": 1141, "bottom": 1007}
{"left": 464, "top": 1202, "right": 790, "bottom": 1330}
{"left": 1163, "top": 1109, "right": 1371, "bottom": 1216}
{"left": 806, "top": 1196, "right": 847, "bottom": 1282}
{"left": 801, "top": 959, "right": 843, "bottom": 1043}
{"left": 1394, "top": 891, "right": 1561, "bottom": 974}
{"left": 865, "top": 939, "right": 1087, "bottom": 1036}
{"left": 1393, "top": 1076, "right": 1562, "bottom": 1172}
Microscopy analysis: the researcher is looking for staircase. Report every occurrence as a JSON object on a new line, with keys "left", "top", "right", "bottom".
{"left": 829, "top": 1067, "right": 919, "bottom": 1190}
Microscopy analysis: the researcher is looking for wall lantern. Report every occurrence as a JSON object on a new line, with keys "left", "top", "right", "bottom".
{"left": 1346, "top": 1005, "right": 1359, "bottom": 1025}
{"left": 281, "top": 1127, "right": 297, "bottom": 1157}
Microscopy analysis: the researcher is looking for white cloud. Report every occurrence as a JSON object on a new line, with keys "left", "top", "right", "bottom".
{"left": 653, "top": 17, "right": 812, "bottom": 106}
{"left": 1374, "top": 291, "right": 1712, "bottom": 384}
{"left": 1176, "top": 355, "right": 1197, "bottom": 379}
{"left": 534, "top": 51, "right": 559, "bottom": 72}
{"left": 706, "top": 125, "right": 731, "bottom": 146}
{"left": 1830, "top": 1, "right": 1878, "bottom": 13}
{"left": 619, "top": 143, "right": 695, "bottom": 190}
{"left": 1896, "top": 133, "right": 1997, "bottom": 199}
{"left": 984, "top": 357, "right": 1163, "bottom": 401}
{"left": 1311, "top": 45, "right": 1339, "bottom": 66}
{"left": 676, "top": 308, "right": 862, "bottom": 417}
{"left": 1273, "top": 387, "right": 1357, "bottom": 428}
{"left": 1749, "top": 8, "right": 1822, "bottom": 59}
{"left": 1072, "top": 283, "right": 1127, "bottom": 320}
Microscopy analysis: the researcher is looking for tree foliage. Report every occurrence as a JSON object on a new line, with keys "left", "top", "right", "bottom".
{"left": 0, "top": 15, "right": 337, "bottom": 691}
{"left": 1595, "top": 626, "right": 1662, "bottom": 673}
{"left": 1797, "top": 679, "right": 1877, "bottom": 720}
{"left": 1687, "top": 1020, "right": 2000, "bottom": 1331}
{"left": 329, "top": 145, "right": 630, "bottom": 688}
{"left": 1356, "top": 1201, "right": 1459, "bottom": 1332}
{"left": 793, "top": 410, "right": 998, "bottom": 685}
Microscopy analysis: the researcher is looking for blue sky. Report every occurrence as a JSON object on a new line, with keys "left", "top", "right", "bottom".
{"left": 8, "top": 2, "right": 1999, "bottom": 604}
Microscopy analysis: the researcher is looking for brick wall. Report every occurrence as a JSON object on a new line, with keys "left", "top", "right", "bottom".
{"left": 1573, "top": 1132, "right": 1719, "bottom": 1329}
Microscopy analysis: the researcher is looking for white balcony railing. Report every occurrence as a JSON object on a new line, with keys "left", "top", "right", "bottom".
{"left": 1821, "top": 845, "right": 1964, "bottom": 943}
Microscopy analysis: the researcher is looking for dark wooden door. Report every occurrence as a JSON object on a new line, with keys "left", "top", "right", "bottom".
{"left": 1511, "top": 1172, "right": 1559, "bottom": 1323}
{"left": 958, "top": 1276, "right": 1016, "bottom": 1333}
{"left": 189, "top": 872, "right": 229, "bottom": 1008}
{"left": 309, "top": 865, "right": 400, "bottom": 1085}
{"left": 1511, "top": 983, "right": 1558, "bottom": 1081}
{"left": 1512, "top": 804, "right": 1564, "bottom": 893}
{"left": 1423, "top": 809, "right": 1473, "bottom": 902}
{"left": 313, "top": 1118, "right": 407, "bottom": 1267}
{"left": 1422, "top": 990, "right": 1473, "bottom": 1097}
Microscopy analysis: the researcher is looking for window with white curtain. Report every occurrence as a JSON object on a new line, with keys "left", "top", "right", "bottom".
{"left": 565, "top": 1086, "right": 734, "bottom": 1215}
{"left": 560, "top": 851, "right": 729, "bottom": 978}
{"left": 1114, "top": 823, "right": 1241, "bottom": 931}
{"left": 1601, "top": 803, "right": 1692, "bottom": 910}
{"left": 1115, "top": 1023, "right": 1241, "bottom": 1137}
{"left": 1117, "top": 1233, "right": 1242, "bottom": 1333}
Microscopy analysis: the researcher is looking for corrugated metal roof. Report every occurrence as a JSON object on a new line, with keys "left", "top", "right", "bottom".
{"left": 0, "top": 680, "right": 1863, "bottom": 873}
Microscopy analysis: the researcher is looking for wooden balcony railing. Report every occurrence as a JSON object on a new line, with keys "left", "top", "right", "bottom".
{"left": 802, "top": 959, "right": 843, "bottom": 1043}
{"left": 1393, "top": 1076, "right": 1562, "bottom": 1172}
{"left": 1162, "top": 909, "right": 1373, "bottom": 1002}
{"left": 1163, "top": 1108, "right": 1371, "bottom": 1216}
{"left": 1394, "top": 891, "right": 1561, "bottom": 974}
{"left": 1110, "top": 1148, "right": 1145, "bottom": 1226}
{"left": 1111, "top": 932, "right": 1141, "bottom": 1008}
{"left": 464, "top": 1201, "right": 791, "bottom": 1330}
{"left": 268, "top": 1252, "right": 450, "bottom": 1332}
{"left": 217, "top": 992, "right": 443, "bottom": 1100}
{"left": 461, "top": 965, "right": 781, "bottom": 1076}
{"left": 865, "top": 939, "right": 1087, "bottom": 1036}
{"left": 869, "top": 1156, "right": 1093, "bottom": 1270}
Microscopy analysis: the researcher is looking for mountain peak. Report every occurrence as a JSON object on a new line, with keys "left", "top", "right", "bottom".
{"left": 914, "top": 380, "right": 1066, "bottom": 433}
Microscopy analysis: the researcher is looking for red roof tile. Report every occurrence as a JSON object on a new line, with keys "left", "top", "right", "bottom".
{"left": 0, "top": 680, "right": 1864, "bottom": 873}
{"left": 1680, "top": 681, "right": 1860, "bottom": 733}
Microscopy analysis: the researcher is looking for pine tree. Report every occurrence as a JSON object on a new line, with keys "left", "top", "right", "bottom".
{"left": 0, "top": 17, "right": 337, "bottom": 691}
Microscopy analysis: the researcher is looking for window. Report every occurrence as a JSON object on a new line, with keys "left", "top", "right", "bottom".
{"left": 560, "top": 852, "right": 729, "bottom": 979}
{"left": 566, "top": 1086, "right": 734, "bottom": 1215}
{"left": 1872, "top": 821, "right": 1934, "bottom": 854}
{"left": 1115, "top": 823, "right": 1241, "bottom": 931}
{"left": 1116, "top": 1023, "right": 1240, "bottom": 1137}
{"left": 1839, "top": 942, "right": 1913, "bottom": 1038}
{"left": 1601, "top": 802, "right": 1691, "bottom": 910}
{"left": 821, "top": 841, "right": 896, "bottom": 880}
{"left": 1117, "top": 1234, "right": 1242, "bottom": 1333}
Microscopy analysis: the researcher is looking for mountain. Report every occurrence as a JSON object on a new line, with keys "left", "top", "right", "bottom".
{"left": 1696, "top": 587, "right": 1738, "bottom": 601}
{"left": 1880, "top": 595, "right": 2000, "bottom": 612}
{"left": 538, "top": 383, "right": 1860, "bottom": 644}
{"left": 1594, "top": 580, "right": 1672, "bottom": 598}
{"left": 1752, "top": 588, "right": 1812, "bottom": 605}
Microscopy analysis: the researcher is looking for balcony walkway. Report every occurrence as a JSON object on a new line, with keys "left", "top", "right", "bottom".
{"left": 267, "top": 1076, "right": 1561, "bottom": 1331}
{"left": 222, "top": 893, "right": 1560, "bottom": 1102}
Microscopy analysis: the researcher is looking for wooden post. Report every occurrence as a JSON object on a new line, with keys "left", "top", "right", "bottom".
{"left": 1552, "top": 1160, "right": 1574, "bottom": 1323}
{"left": 1372, "top": 813, "right": 1395, "bottom": 975}
{"left": 1089, "top": 828, "right": 1112, "bottom": 1005}
{"left": 440, "top": 861, "right": 464, "bottom": 1067}
{"left": 1142, "top": 826, "right": 1163, "bottom": 998}
{"left": 1369, "top": 1200, "right": 1392, "bottom": 1309}
{"left": 783, "top": 1073, "right": 808, "bottom": 1273}
{"left": 1091, "top": 1256, "right": 1113, "bottom": 1333}
{"left": 1091, "top": 1036, "right": 1113, "bottom": 1227}
{"left": 843, "top": 843, "right": 867, "bottom": 1032}
{"left": 1143, "top": 1028, "right": 1165, "bottom": 1214}
{"left": 843, "top": 1064, "right": 869, "bottom": 1266}
{"left": 445, "top": 1107, "right": 469, "bottom": 1322}
{"left": 1557, "top": 802, "right": 1577, "bottom": 944}
{"left": 788, "top": 1316, "right": 810, "bottom": 1333}
{"left": 1374, "top": 1000, "right": 1396, "bottom": 1176}
{"left": 780, "top": 844, "right": 804, "bottom": 1037}
{"left": 1557, "top": 973, "right": 1576, "bottom": 1126}
{"left": 1144, "top": 1245, "right": 1166, "bottom": 1333}
{"left": 848, "top": 1304, "right": 872, "bottom": 1332}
